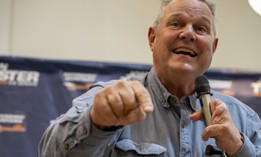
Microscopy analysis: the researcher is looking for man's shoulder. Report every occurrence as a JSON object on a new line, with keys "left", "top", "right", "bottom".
{"left": 211, "top": 91, "right": 240, "bottom": 104}
{"left": 212, "top": 91, "right": 258, "bottom": 118}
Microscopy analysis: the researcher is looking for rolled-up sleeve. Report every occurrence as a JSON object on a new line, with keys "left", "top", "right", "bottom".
{"left": 232, "top": 108, "right": 261, "bottom": 157}
{"left": 38, "top": 81, "right": 121, "bottom": 157}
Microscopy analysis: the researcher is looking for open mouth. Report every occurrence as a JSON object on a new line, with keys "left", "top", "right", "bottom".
{"left": 173, "top": 48, "right": 197, "bottom": 57}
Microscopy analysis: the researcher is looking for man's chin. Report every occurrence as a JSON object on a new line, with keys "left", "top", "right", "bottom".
{"left": 169, "top": 63, "right": 195, "bottom": 73}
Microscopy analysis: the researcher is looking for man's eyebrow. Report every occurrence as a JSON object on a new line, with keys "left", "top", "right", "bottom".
{"left": 200, "top": 15, "right": 211, "bottom": 24}
{"left": 167, "top": 13, "right": 183, "bottom": 19}
{"left": 167, "top": 12, "right": 211, "bottom": 24}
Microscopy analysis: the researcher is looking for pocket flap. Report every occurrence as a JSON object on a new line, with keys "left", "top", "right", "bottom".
{"left": 116, "top": 139, "right": 166, "bottom": 155}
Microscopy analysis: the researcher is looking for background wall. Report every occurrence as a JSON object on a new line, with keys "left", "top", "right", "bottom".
{"left": 0, "top": 0, "right": 261, "bottom": 70}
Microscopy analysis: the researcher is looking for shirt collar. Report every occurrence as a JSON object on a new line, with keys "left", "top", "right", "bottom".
{"left": 147, "top": 67, "right": 198, "bottom": 111}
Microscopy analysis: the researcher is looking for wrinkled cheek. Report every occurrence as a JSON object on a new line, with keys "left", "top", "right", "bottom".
{"left": 152, "top": 50, "right": 162, "bottom": 66}
{"left": 152, "top": 44, "right": 168, "bottom": 61}
{"left": 202, "top": 55, "right": 213, "bottom": 70}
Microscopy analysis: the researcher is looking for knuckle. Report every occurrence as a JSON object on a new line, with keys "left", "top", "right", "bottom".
{"left": 131, "top": 80, "right": 140, "bottom": 85}
{"left": 116, "top": 80, "right": 128, "bottom": 87}
{"left": 105, "top": 85, "right": 115, "bottom": 93}
{"left": 108, "top": 94, "right": 120, "bottom": 104}
{"left": 222, "top": 123, "right": 230, "bottom": 130}
{"left": 204, "top": 127, "right": 210, "bottom": 133}
{"left": 95, "top": 89, "right": 105, "bottom": 97}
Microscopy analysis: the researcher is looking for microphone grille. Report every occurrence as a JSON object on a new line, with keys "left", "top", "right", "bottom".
{"left": 195, "top": 75, "right": 212, "bottom": 97}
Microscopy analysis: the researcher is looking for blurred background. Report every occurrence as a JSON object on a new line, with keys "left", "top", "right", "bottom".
{"left": 0, "top": 0, "right": 261, "bottom": 69}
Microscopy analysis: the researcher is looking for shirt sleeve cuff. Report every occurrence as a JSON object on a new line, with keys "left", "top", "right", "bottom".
{"left": 231, "top": 133, "right": 255, "bottom": 157}
{"left": 77, "top": 106, "right": 121, "bottom": 140}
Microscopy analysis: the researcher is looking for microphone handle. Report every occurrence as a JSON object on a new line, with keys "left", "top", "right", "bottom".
{"left": 199, "top": 94, "right": 212, "bottom": 126}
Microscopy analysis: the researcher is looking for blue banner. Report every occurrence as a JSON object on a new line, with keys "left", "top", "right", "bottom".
{"left": 0, "top": 56, "right": 260, "bottom": 157}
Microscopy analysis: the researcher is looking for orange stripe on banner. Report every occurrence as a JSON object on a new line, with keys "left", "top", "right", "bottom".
{"left": 66, "top": 83, "right": 93, "bottom": 91}
{"left": 220, "top": 90, "right": 235, "bottom": 96}
{"left": 254, "top": 93, "right": 261, "bottom": 97}
{"left": 0, "top": 81, "right": 8, "bottom": 85}
{"left": 0, "top": 124, "right": 26, "bottom": 133}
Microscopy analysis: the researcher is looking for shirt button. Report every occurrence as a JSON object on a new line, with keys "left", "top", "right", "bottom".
{"left": 64, "top": 143, "right": 70, "bottom": 150}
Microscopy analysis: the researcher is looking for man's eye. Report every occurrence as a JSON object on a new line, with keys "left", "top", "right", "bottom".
{"left": 171, "top": 22, "right": 181, "bottom": 28}
{"left": 196, "top": 26, "right": 207, "bottom": 34}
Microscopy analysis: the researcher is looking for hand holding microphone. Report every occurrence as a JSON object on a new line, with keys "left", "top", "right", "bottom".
{"left": 190, "top": 75, "right": 243, "bottom": 156}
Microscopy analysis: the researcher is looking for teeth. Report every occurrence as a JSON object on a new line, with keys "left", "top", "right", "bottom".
{"left": 174, "top": 48, "right": 196, "bottom": 56}
{"left": 175, "top": 48, "right": 194, "bottom": 53}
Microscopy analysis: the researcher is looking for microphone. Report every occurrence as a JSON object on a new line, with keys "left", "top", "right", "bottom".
{"left": 195, "top": 75, "right": 213, "bottom": 126}
{"left": 195, "top": 75, "right": 228, "bottom": 157}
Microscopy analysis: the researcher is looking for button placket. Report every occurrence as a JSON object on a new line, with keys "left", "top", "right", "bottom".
{"left": 180, "top": 98, "right": 193, "bottom": 156}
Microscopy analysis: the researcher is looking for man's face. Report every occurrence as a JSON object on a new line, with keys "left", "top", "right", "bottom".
{"left": 149, "top": 0, "right": 218, "bottom": 78}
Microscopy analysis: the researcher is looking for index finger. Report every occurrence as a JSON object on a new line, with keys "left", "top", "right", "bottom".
{"left": 131, "top": 81, "right": 154, "bottom": 113}
{"left": 189, "top": 109, "right": 205, "bottom": 121}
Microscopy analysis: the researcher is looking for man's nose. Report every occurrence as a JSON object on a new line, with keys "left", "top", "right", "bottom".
{"left": 179, "top": 25, "right": 196, "bottom": 42}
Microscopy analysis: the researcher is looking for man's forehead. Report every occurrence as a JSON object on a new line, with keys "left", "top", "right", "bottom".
{"left": 163, "top": 0, "right": 213, "bottom": 20}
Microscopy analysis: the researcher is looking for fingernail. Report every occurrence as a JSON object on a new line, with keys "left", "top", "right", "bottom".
{"left": 144, "top": 104, "right": 153, "bottom": 111}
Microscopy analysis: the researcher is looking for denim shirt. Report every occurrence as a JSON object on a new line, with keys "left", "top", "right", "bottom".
{"left": 39, "top": 68, "right": 261, "bottom": 157}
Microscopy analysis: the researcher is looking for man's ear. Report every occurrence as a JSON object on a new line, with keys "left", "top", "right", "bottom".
{"left": 212, "top": 38, "right": 219, "bottom": 54}
{"left": 148, "top": 27, "right": 156, "bottom": 51}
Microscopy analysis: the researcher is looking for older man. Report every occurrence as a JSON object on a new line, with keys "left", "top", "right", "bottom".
{"left": 39, "top": 0, "right": 261, "bottom": 156}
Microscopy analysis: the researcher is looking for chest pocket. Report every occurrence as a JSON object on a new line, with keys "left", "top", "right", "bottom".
{"left": 114, "top": 139, "right": 166, "bottom": 157}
